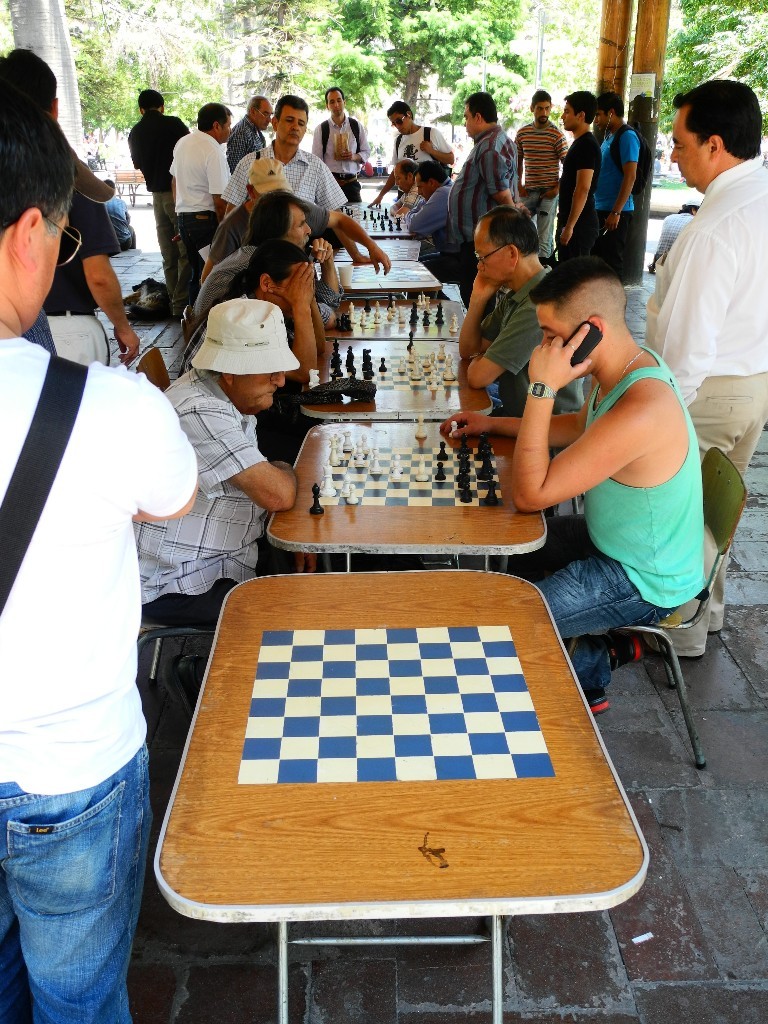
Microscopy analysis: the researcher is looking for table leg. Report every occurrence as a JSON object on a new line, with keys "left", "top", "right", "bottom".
{"left": 278, "top": 920, "right": 288, "bottom": 1024}
{"left": 345, "top": 552, "right": 351, "bottom": 573}
{"left": 492, "top": 914, "right": 504, "bottom": 1024}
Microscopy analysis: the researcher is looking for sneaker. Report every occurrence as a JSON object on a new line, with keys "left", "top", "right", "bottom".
{"left": 606, "top": 631, "right": 644, "bottom": 670}
{"left": 585, "top": 687, "right": 610, "bottom": 715}
{"left": 169, "top": 654, "right": 206, "bottom": 716}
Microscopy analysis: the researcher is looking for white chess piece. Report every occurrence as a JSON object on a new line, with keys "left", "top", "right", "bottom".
{"left": 398, "top": 308, "right": 406, "bottom": 324}
{"left": 346, "top": 484, "right": 359, "bottom": 505}
{"left": 414, "top": 415, "right": 427, "bottom": 441}
{"left": 398, "top": 357, "right": 407, "bottom": 375}
{"left": 343, "top": 430, "right": 353, "bottom": 452}
{"left": 387, "top": 306, "right": 396, "bottom": 322}
{"left": 410, "top": 362, "right": 422, "bottom": 381}
{"left": 437, "top": 342, "right": 446, "bottom": 362}
{"left": 329, "top": 439, "right": 340, "bottom": 467}
{"left": 450, "top": 419, "right": 459, "bottom": 437}
{"left": 361, "top": 436, "right": 370, "bottom": 455}
{"left": 449, "top": 313, "right": 459, "bottom": 334}
{"left": 415, "top": 457, "right": 429, "bottom": 482}
{"left": 320, "top": 467, "right": 337, "bottom": 497}
{"left": 355, "top": 446, "right": 367, "bottom": 467}
{"left": 370, "top": 451, "right": 382, "bottom": 474}
{"left": 443, "top": 355, "right": 456, "bottom": 382}
{"left": 373, "top": 308, "right": 382, "bottom": 324}
{"left": 347, "top": 301, "right": 355, "bottom": 317}
{"left": 309, "top": 368, "right": 320, "bottom": 388}
{"left": 428, "top": 374, "right": 438, "bottom": 394}
{"left": 390, "top": 453, "right": 403, "bottom": 480}
{"left": 340, "top": 475, "right": 351, "bottom": 498}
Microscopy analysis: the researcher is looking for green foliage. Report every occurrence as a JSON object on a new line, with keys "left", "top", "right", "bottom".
{"left": 663, "top": 0, "right": 768, "bottom": 132}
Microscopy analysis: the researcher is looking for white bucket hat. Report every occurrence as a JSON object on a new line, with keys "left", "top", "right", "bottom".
{"left": 192, "top": 299, "right": 299, "bottom": 375}
{"left": 248, "top": 157, "right": 291, "bottom": 194}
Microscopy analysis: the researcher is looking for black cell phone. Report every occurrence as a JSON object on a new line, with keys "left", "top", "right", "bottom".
{"left": 567, "top": 320, "right": 602, "bottom": 366}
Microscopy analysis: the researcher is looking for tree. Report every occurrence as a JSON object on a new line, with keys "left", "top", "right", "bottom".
{"left": 8, "top": 0, "right": 84, "bottom": 145}
{"left": 663, "top": 0, "right": 768, "bottom": 131}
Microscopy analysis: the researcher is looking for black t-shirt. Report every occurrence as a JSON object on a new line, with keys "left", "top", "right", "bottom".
{"left": 128, "top": 110, "right": 189, "bottom": 192}
{"left": 558, "top": 132, "right": 601, "bottom": 225}
{"left": 44, "top": 192, "right": 119, "bottom": 314}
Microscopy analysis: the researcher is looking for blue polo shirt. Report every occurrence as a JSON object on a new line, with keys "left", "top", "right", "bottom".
{"left": 595, "top": 127, "right": 640, "bottom": 213}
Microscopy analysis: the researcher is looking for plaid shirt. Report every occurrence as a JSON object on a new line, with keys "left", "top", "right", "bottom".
{"left": 136, "top": 370, "right": 267, "bottom": 600}
{"left": 226, "top": 115, "right": 266, "bottom": 173}
{"left": 446, "top": 125, "right": 519, "bottom": 251}
{"left": 222, "top": 142, "right": 347, "bottom": 209}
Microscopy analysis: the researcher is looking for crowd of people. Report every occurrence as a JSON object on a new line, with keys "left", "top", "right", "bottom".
{"left": 1, "top": 38, "right": 768, "bottom": 1022}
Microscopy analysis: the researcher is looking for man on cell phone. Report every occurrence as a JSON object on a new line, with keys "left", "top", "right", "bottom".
{"left": 443, "top": 257, "right": 705, "bottom": 716}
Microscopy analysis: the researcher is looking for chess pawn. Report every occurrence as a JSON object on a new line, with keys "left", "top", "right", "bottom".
{"left": 309, "top": 482, "right": 324, "bottom": 515}
{"left": 414, "top": 457, "right": 429, "bottom": 482}
{"left": 398, "top": 307, "right": 406, "bottom": 325}
{"left": 390, "top": 456, "right": 404, "bottom": 481}
{"left": 449, "top": 313, "right": 459, "bottom": 334}
{"left": 437, "top": 342, "right": 446, "bottom": 362}
{"left": 398, "top": 357, "right": 407, "bottom": 375}
{"left": 361, "top": 436, "right": 370, "bottom": 455}
{"left": 443, "top": 356, "right": 456, "bottom": 382}
{"left": 355, "top": 448, "right": 367, "bottom": 468}
{"left": 320, "top": 467, "right": 337, "bottom": 497}
{"left": 359, "top": 310, "right": 367, "bottom": 328}
{"left": 308, "top": 368, "right": 320, "bottom": 388}
{"left": 347, "top": 301, "right": 355, "bottom": 317}
{"left": 340, "top": 475, "right": 352, "bottom": 498}
{"left": 346, "top": 484, "right": 359, "bottom": 505}
{"left": 428, "top": 373, "right": 438, "bottom": 394}
{"left": 414, "top": 415, "right": 427, "bottom": 441}
{"left": 370, "top": 452, "right": 383, "bottom": 475}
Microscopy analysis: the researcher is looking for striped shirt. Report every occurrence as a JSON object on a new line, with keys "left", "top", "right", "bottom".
{"left": 222, "top": 142, "right": 347, "bottom": 209}
{"left": 136, "top": 369, "right": 267, "bottom": 601}
{"left": 446, "top": 125, "right": 518, "bottom": 251}
{"left": 515, "top": 121, "right": 568, "bottom": 190}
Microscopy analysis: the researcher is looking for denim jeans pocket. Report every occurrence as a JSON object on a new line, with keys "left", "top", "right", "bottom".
{"left": 7, "top": 781, "right": 125, "bottom": 914}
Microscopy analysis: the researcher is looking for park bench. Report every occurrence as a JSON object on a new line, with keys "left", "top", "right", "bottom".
{"left": 114, "top": 169, "right": 146, "bottom": 206}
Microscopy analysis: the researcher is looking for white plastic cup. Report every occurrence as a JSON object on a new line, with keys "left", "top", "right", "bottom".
{"left": 339, "top": 265, "right": 354, "bottom": 288}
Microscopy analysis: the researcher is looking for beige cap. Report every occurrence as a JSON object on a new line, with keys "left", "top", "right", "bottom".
{"left": 192, "top": 299, "right": 299, "bottom": 375}
{"left": 248, "top": 157, "right": 291, "bottom": 194}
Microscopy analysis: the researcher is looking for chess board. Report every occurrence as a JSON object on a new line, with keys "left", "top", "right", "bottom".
{"left": 340, "top": 205, "right": 414, "bottom": 239}
{"left": 343, "top": 263, "right": 441, "bottom": 293}
{"left": 335, "top": 240, "right": 421, "bottom": 262}
{"left": 328, "top": 300, "right": 464, "bottom": 341}
{"left": 318, "top": 438, "right": 502, "bottom": 508}
{"left": 238, "top": 625, "right": 554, "bottom": 785}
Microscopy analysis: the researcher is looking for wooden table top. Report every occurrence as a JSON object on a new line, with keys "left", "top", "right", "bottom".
{"left": 326, "top": 300, "right": 465, "bottom": 341}
{"left": 156, "top": 572, "right": 647, "bottom": 923}
{"left": 301, "top": 338, "right": 488, "bottom": 421}
{"left": 268, "top": 421, "right": 546, "bottom": 555}
{"left": 335, "top": 239, "right": 421, "bottom": 262}
{"left": 341, "top": 262, "right": 441, "bottom": 294}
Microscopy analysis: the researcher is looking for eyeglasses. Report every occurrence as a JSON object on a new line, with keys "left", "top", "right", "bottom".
{"left": 474, "top": 242, "right": 509, "bottom": 265}
{"left": 43, "top": 215, "right": 83, "bottom": 266}
{"left": 390, "top": 116, "right": 407, "bottom": 127}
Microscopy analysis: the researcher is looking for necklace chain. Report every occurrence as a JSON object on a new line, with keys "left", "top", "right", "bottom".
{"left": 595, "top": 350, "right": 643, "bottom": 402}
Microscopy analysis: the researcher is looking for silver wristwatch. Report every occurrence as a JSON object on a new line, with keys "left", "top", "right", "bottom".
{"left": 528, "top": 381, "right": 557, "bottom": 399}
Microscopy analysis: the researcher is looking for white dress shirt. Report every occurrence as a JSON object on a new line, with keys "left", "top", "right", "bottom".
{"left": 171, "top": 130, "right": 230, "bottom": 212}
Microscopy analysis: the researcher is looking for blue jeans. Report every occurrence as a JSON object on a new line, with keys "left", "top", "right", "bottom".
{"left": 177, "top": 210, "right": 218, "bottom": 307}
{"left": 521, "top": 189, "right": 559, "bottom": 258}
{"left": 507, "top": 517, "right": 674, "bottom": 689}
{"left": 0, "top": 746, "right": 151, "bottom": 1024}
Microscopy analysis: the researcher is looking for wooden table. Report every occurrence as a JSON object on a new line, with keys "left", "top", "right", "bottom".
{"left": 341, "top": 262, "right": 441, "bottom": 294}
{"left": 326, "top": 299, "right": 465, "bottom": 340}
{"left": 156, "top": 572, "right": 648, "bottom": 1024}
{"left": 268, "top": 421, "right": 545, "bottom": 564}
{"left": 300, "top": 339, "right": 489, "bottom": 421}
{"left": 335, "top": 239, "right": 421, "bottom": 262}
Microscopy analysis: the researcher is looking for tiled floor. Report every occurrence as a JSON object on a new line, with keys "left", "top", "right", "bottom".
{"left": 121, "top": 213, "right": 768, "bottom": 1023}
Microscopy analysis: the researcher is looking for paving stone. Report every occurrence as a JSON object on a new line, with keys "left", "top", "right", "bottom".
{"left": 649, "top": 788, "right": 768, "bottom": 869}
{"left": 307, "top": 958, "right": 396, "bottom": 1024}
{"left": 720, "top": 606, "right": 768, "bottom": 700}
{"left": 737, "top": 867, "right": 768, "bottom": 931}
{"left": 178, "top": 963, "right": 306, "bottom": 1023}
{"left": 634, "top": 984, "right": 768, "bottom": 1023}
{"left": 402, "top": 1015, "right": 639, "bottom": 1024}
{"left": 675, "top": 863, "right": 768, "bottom": 979}
{"left": 644, "top": 641, "right": 761, "bottom": 712}
{"left": 665, "top": 708, "right": 768, "bottom": 788}
{"left": 610, "top": 795, "right": 717, "bottom": 982}
{"left": 508, "top": 912, "right": 633, "bottom": 1013}
{"left": 396, "top": 936, "right": 513, "bottom": 1017}
{"left": 128, "top": 964, "right": 176, "bottom": 1024}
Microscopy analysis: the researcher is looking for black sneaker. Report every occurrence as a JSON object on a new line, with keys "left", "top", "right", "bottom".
{"left": 585, "top": 687, "right": 610, "bottom": 715}
{"left": 606, "top": 631, "right": 644, "bottom": 670}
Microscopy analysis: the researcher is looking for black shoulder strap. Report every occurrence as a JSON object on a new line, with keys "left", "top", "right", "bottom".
{"left": 609, "top": 123, "right": 630, "bottom": 173}
{"left": 321, "top": 120, "right": 330, "bottom": 155}
{"left": 0, "top": 356, "right": 88, "bottom": 616}
{"left": 349, "top": 117, "right": 361, "bottom": 150}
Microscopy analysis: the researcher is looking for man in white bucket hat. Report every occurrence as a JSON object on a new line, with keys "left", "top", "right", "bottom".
{"left": 135, "top": 297, "right": 303, "bottom": 628}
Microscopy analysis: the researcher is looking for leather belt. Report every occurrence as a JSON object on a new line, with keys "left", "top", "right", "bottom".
{"left": 46, "top": 311, "right": 95, "bottom": 317}
{"left": 332, "top": 173, "right": 358, "bottom": 182}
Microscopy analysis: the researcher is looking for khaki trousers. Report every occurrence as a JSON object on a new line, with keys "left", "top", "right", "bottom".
{"left": 669, "top": 371, "right": 768, "bottom": 656}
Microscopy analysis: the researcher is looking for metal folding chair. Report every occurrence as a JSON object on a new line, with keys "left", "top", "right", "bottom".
{"left": 613, "top": 447, "right": 747, "bottom": 769}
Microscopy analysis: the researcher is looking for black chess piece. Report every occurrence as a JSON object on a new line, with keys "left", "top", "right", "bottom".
{"left": 483, "top": 480, "right": 499, "bottom": 506}
{"left": 330, "top": 366, "right": 342, "bottom": 380}
{"left": 332, "top": 339, "right": 340, "bottom": 355}
{"left": 389, "top": 219, "right": 395, "bottom": 232}
{"left": 407, "top": 331, "right": 414, "bottom": 352}
{"left": 345, "top": 346, "right": 355, "bottom": 370}
{"left": 459, "top": 433, "right": 470, "bottom": 455}
{"left": 362, "top": 209, "right": 367, "bottom": 221}
{"left": 460, "top": 484, "right": 472, "bottom": 503}
{"left": 477, "top": 457, "right": 492, "bottom": 482}
{"left": 309, "top": 483, "right": 324, "bottom": 515}
{"left": 379, "top": 357, "right": 387, "bottom": 373}
{"left": 348, "top": 366, "right": 357, "bottom": 379}
{"left": 422, "top": 310, "right": 430, "bottom": 327}
{"left": 388, "top": 293, "right": 394, "bottom": 306}
{"left": 438, "top": 440, "right": 448, "bottom": 461}
{"left": 396, "top": 217, "right": 402, "bottom": 230}
{"left": 434, "top": 461, "right": 446, "bottom": 482}
{"left": 364, "top": 298, "right": 372, "bottom": 313}
{"left": 457, "top": 469, "right": 470, "bottom": 490}
{"left": 409, "top": 301, "right": 418, "bottom": 324}
{"left": 435, "top": 302, "right": 444, "bottom": 325}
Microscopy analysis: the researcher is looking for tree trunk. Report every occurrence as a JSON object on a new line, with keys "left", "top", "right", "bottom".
{"left": 9, "top": 0, "right": 84, "bottom": 149}
{"left": 404, "top": 61, "right": 424, "bottom": 112}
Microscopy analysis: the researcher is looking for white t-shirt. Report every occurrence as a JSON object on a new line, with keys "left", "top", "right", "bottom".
{"left": 0, "top": 341, "right": 198, "bottom": 794}
{"left": 391, "top": 125, "right": 451, "bottom": 167}
{"left": 171, "top": 129, "right": 230, "bottom": 213}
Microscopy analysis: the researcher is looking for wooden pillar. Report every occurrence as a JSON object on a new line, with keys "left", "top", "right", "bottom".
{"left": 623, "top": 0, "right": 674, "bottom": 285}
{"left": 596, "top": 0, "right": 634, "bottom": 97}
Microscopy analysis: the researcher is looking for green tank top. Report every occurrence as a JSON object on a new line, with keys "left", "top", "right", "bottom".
{"left": 584, "top": 349, "right": 706, "bottom": 608}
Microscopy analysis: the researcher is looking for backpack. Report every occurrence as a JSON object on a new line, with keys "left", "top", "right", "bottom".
{"left": 609, "top": 123, "right": 652, "bottom": 195}
{"left": 395, "top": 126, "right": 431, "bottom": 159}
{"left": 321, "top": 117, "right": 361, "bottom": 157}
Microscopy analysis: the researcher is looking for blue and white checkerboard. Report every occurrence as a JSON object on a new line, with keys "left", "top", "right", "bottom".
{"left": 238, "top": 626, "right": 554, "bottom": 785}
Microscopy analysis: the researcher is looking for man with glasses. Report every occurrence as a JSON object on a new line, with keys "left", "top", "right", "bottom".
{"left": 370, "top": 100, "right": 454, "bottom": 207}
{"left": 0, "top": 78, "right": 198, "bottom": 1024}
{"left": 458, "top": 207, "right": 582, "bottom": 416}
{"left": 227, "top": 95, "right": 273, "bottom": 173}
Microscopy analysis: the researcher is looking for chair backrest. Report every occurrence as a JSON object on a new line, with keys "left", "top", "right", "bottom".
{"left": 136, "top": 347, "right": 170, "bottom": 392}
{"left": 181, "top": 305, "right": 197, "bottom": 346}
{"left": 702, "top": 447, "right": 747, "bottom": 558}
